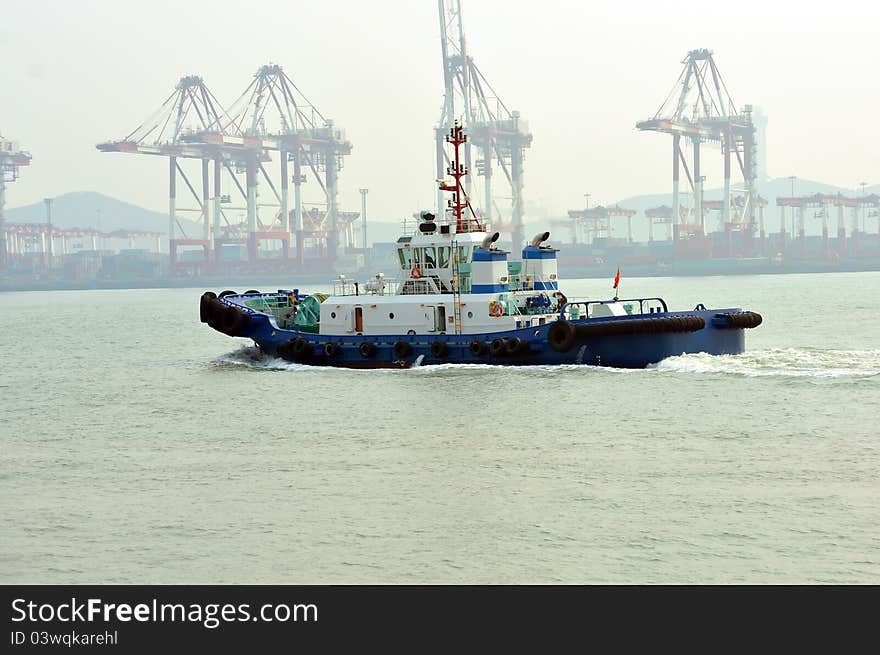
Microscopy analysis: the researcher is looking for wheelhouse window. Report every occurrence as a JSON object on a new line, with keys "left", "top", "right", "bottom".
{"left": 398, "top": 248, "right": 412, "bottom": 269}
{"left": 438, "top": 246, "right": 450, "bottom": 268}
{"left": 424, "top": 247, "right": 436, "bottom": 269}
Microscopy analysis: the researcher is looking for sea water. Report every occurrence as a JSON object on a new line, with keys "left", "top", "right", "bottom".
{"left": 1, "top": 272, "right": 878, "bottom": 583}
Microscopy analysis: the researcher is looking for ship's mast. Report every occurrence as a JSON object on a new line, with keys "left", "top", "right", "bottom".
{"left": 439, "top": 122, "right": 482, "bottom": 233}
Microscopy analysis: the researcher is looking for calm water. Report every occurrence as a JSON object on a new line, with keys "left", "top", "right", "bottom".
{"left": 1, "top": 273, "right": 878, "bottom": 583}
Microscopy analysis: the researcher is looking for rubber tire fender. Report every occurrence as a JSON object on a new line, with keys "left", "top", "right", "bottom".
{"left": 505, "top": 336, "right": 526, "bottom": 356}
{"left": 359, "top": 342, "right": 376, "bottom": 358}
{"left": 323, "top": 342, "right": 341, "bottom": 357}
{"left": 291, "top": 338, "right": 312, "bottom": 361}
{"left": 469, "top": 340, "right": 487, "bottom": 357}
{"left": 430, "top": 341, "right": 447, "bottom": 358}
{"left": 548, "top": 320, "right": 576, "bottom": 352}
{"left": 393, "top": 341, "right": 412, "bottom": 359}
{"left": 277, "top": 340, "right": 295, "bottom": 361}
{"left": 200, "top": 291, "right": 217, "bottom": 323}
{"left": 244, "top": 290, "right": 260, "bottom": 295}
{"left": 206, "top": 298, "right": 224, "bottom": 327}
{"left": 218, "top": 290, "right": 237, "bottom": 298}
{"left": 219, "top": 305, "right": 241, "bottom": 335}
{"left": 490, "top": 338, "right": 507, "bottom": 357}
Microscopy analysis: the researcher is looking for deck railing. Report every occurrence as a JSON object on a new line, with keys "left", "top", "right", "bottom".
{"left": 559, "top": 297, "right": 668, "bottom": 321}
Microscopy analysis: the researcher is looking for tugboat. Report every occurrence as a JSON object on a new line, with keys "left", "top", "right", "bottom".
{"left": 199, "top": 124, "right": 762, "bottom": 368}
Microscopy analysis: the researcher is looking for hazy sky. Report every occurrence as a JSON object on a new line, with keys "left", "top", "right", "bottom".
{"left": 2, "top": 0, "right": 879, "bottom": 221}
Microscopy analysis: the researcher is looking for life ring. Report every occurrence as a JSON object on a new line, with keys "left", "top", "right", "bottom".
{"left": 490, "top": 302, "right": 504, "bottom": 317}
{"left": 411, "top": 266, "right": 423, "bottom": 279}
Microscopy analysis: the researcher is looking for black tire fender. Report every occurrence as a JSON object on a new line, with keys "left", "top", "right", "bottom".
{"left": 469, "top": 340, "right": 487, "bottom": 357}
{"left": 277, "top": 340, "right": 295, "bottom": 361}
{"left": 206, "top": 298, "right": 224, "bottom": 327}
{"left": 219, "top": 305, "right": 240, "bottom": 335}
{"left": 199, "top": 291, "right": 217, "bottom": 323}
{"left": 291, "top": 337, "right": 312, "bottom": 361}
{"left": 548, "top": 320, "right": 576, "bottom": 352}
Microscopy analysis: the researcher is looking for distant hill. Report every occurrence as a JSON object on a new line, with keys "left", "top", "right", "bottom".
{"left": 5, "top": 191, "right": 201, "bottom": 235}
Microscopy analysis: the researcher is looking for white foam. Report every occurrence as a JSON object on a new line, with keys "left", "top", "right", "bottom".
{"left": 652, "top": 348, "right": 880, "bottom": 379}
{"left": 214, "top": 345, "right": 880, "bottom": 379}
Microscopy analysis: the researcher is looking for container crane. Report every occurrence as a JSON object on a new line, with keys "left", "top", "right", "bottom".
{"left": 97, "top": 75, "right": 235, "bottom": 268}
{"left": 436, "top": 0, "right": 532, "bottom": 253}
{"left": 184, "top": 64, "right": 352, "bottom": 270}
{"left": 0, "top": 135, "right": 32, "bottom": 266}
{"left": 636, "top": 49, "right": 757, "bottom": 241}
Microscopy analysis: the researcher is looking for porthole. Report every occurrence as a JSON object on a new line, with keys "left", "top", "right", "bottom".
{"left": 331, "top": 312, "right": 336, "bottom": 319}
{"left": 467, "top": 311, "right": 473, "bottom": 318}
{"left": 389, "top": 312, "right": 395, "bottom": 319}
{"left": 534, "top": 330, "right": 540, "bottom": 336}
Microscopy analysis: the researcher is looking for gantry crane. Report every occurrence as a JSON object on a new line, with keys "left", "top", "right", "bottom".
{"left": 97, "top": 75, "right": 233, "bottom": 267}
{"left": 0, "top": 134, "right": 32, "bottom": 266}
{"left": 436, "top": 0, "right": 532, "bottom": 253}
{"left": 565, "top": 205, "right": 637, "bottom": 244}
{"left": 645, "top": 205, "right": 678, "bottom": 242}
{"left": 637, "top": 49, "right": 757, "bottom": 240}
{"left": 99, "top": 66, "right": 352, "bottom": 271}
{"left": 776, "top": 193, "right": 861, "bottom": 260}
{"left": 182, "top": 63, "right": 352, "bottom": 270}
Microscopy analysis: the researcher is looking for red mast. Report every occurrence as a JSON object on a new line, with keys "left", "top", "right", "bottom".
{"left": 439, "top": 122, "right": 483, "bottom": 232}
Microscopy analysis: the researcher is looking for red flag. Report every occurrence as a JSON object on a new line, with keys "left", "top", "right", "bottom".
{"left": 613, "top": 267, "right": 621, "bottom": 289}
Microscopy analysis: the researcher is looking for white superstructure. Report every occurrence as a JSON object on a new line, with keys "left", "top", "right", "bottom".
{"left": 318, "top": 222, "right": 562, "bottom": 336}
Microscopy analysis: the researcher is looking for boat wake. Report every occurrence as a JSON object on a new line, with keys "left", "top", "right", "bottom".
{"left": 213, "top": 346, "right": 308, "bottom": 371}
{"left": 213, "top": 345, "right": 880, "bottom": 380}
{"left": 653, "top": 348, "right": 880, "bottom": 379}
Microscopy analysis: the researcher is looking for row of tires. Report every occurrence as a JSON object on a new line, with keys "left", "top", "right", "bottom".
{"left": 718, "top": 311, "right": 763, "bottom": 329}
{"left": 199, "top": 291, "right": 251, "bottom": 337}
{"left": 548, "top": 315, "right": 706, "bottom": 352}
{"left": 275, "top": 336, "right": 532, "bottom": 363}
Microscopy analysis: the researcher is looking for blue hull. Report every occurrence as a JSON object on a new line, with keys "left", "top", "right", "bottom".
{"left": 210, "top": 300, "right": 750, "bottom": 369}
